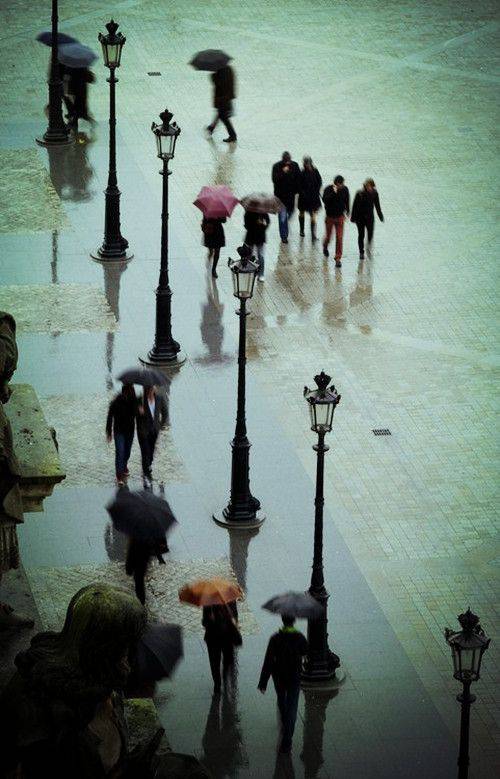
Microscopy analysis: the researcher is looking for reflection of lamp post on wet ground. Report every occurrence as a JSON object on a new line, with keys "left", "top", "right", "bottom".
{"left": 91, "top": 20, "right": 132, "bottom": 262}
{"left": 302, "top": 372, "right": 341, "bottom": 684}
{"left": 214, "top": 247, "right": 265, "bottom": 529}
{"left": 445, "top": 609, "right": 490, "bottom": 779}
{"left": 301, "top": 688, "right": 337, "bottom": 778}
{"left": 102, "top": 261, "right": 126, "bottom": 390}
{"left": 141, "top": 109, "right": 185, "bottom": 367}
{"left": 36, "top": 0, "right": 72, "bottom": 147}
{"left": 229, "top": 526, "right": 259, "bottom": 591}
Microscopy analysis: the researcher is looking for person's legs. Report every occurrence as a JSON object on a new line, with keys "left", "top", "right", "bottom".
{"left": 206, "top": 113, "right": 219, "bottom": 133}
{"left": 280, "top": 682, "right": 301, "bottom": 751}
{"left": 124, "top": 431, "right": 134, "bottom": 474}
{"left": 222, "top": 643, "right": 235, "bottom": 683}
{"left": 310, "top": 212, "right": 317, "bottom": 241}
{"left": 139, "top": 435, "right": 152, "bottom": 479}
{"left": 278, "top": 209, "right": 289, "bottom": 242}
{"left": 219, "top": 107, "right": 237, "bottom": 141}
{"left": 114, "top": 432, "right": 126, "bottom": 481}
{"left": 133, "top": 562, "right": 147, "bottom": 605}
{"left": 298, "top": 211, "right": 305, "bottom": 236}
{"left": 256, "top": 245, "right": 265, "bottom": 279}
{"left": 357, "top": 223, "right": 365, "bottom": 257}
{"left": 323, "top": 217, "right": 334, "bottom": 256}
{"left": 333, "top": 216, "right": 345, "bottom": 262}
{"left": 212, "top": 247, "right": 220, "bottom": 277}
{"left": 206, "top": 640, "right": 222, "bottom": 690}
{"left": 366, "top": 219, "right": 374, "bottom": 246}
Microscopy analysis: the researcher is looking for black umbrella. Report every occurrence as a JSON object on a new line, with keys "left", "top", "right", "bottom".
{"left": 262, "top": 591, "right": 323, "bottom": 619}
{"left": 136, "top": 623, "right": 183, "bottom": 681}
{"left": 117, "top": 367, "right": 168, "bottom": 387}
{"left": 58, "top": 42, "right": 97, "bottom": 68}
{"left": 36, "top": 31, "right": 78, "bottom": 46}
{"left": 190, "top": 49, "right": 232, "bottom": 71}
{"left": 106, "top": 489, "right": 178, "bottom": 542}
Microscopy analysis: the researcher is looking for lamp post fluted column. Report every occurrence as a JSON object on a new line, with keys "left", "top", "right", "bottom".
{"left": 457, "top": 681, "right": 475, "bottom": 779}
{"left": 36, "top": 0, "right": 72, "bottom": 146}
{"left": 91, "top": 20, "right": 131, "bottom": 262}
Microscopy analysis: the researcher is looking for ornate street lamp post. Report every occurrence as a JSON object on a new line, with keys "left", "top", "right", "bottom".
{"left": 444, "top": 609, "right": 490, "bottom": 779}
{"left": 141, "top": 109, "right": 185, "bottom": 366}
{"left": 302, "top": 371, "right": 341, "bottom": 684}
{"left": 213, "top": 246, "right": 265, "bottom": 529}
{"left": 36, "top": 0, "right": 72, "bottom": 146}
{"left": 91, "top": 19, "right": 132, "bottom": 262}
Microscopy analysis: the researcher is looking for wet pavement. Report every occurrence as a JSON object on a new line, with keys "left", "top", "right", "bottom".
{"left": 0, "top": 0, "right": 499, "bottom": 776}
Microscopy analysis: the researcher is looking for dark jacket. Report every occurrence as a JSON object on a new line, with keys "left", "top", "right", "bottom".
{"left": 322, "top": 184, "right": 350, "bottom": 218}
{"left": 202, "top": 217, "right": 226, "bottom": 249}
{"left": 351, "top": 188, "right": 384, "bottom": 224}
{"left": 244, "top": 211, "right": 270, "bottom": 246}
{"left": 202, "top": 603, "right": 240, "bottom": 646}
{"left": 136, "top": 391, "right": 168, "bottom": 439}
{"left": 66, "top": 67, "right": 94, "bottom": 119}
{"left": 259, "top": 629, "right": 308, "bottom": 689}
{"left": 106, "top": 391, "right": 137, "bottom": 437}
{"left": 211, "top": 66, "right": 236, "bottom": 108}
{"left": 298, "top": 167, "right": 322, "bottom": 213}
{"left": 271, "top": 160, "right": 301, "bottom": 212}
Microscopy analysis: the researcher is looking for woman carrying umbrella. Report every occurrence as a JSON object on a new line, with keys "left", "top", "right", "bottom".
{"left": 298, "top": 156, "right": 322, "bottom": 242}
{"left": 194, "top": 185, "right": 239, "bottom": 278}
{"left": 202, "top": 216, "right": 226, "bottom": 278}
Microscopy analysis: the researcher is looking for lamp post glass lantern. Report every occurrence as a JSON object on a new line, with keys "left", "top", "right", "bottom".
{"left": 213, "top": 246, "right": 264, "bottom": 529}
{"left": 91, "top": 19, "right": 132, "bottom": 262}
{"left": 302, "top": 371, "right": 341, "bottom": 684}
{"left": 36, "top": 0, "right": 73, "bottom": 146}
{"left": 141, "top": 109, "right": 184, "bottom": 367}
{"left": 444, "top": 609, "right": 490, "bottom": 779}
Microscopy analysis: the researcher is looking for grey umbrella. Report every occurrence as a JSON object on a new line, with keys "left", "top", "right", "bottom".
{"left": 190, "top": 49, "right": 232, "bottom": 71}
{"left": 36, "top": 31, "right": 78, "bottom": 46}
{"left": 262, "top": 591, "right": 323, "bottom": 619}
{"left": 58, "top": 42, "right": 97, "bottom": 68}
{"left": 117, "top": 367, "right": 168, "bottom": 387}
{"left": 240, "top": 193, "right": 284, "bottom": 215}
{"left": 136, "top": 622, "right": 183, "bottom": 681}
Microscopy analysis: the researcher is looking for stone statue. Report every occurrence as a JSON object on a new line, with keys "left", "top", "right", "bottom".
{"left": 0, "top": 311, "right": 33, "bottom": 630}
{"left": 0, "top": 583, "right": 169, "bottom": 778}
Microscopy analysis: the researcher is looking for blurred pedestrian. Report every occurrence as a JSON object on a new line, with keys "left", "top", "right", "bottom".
{"left": 65, "top": 66, "right": 95, "bottom": 132}
{"left": 202, "top": 216, "right": 226, "bottom": 278}
{"left": 106, "top": 383, "right": 137, "bottom": 486}
{"left": 126, "top": 535, "right": 168, "bottom": 605}
{"left": 258, "top": 614, "right": 308, "bottom": 754}
{"left": 298, "top": 156, "right": 322, "bottom": 242}
{"left": 271, "top": 152, "right": 301, "bottom": 244}
{"left": 351, "top": 178, "right": 384, "bottom": 259}
{"left": 206, "top": 64, "right": 237, "bottom": 143}
{"left": 322, "top": 175, "right": 350, "bottom": 267}
{"left": 203, "top": 601, "right": 242, "bottom": 694}
{"left": 243, "top": 211, "right": 270, "bottom": 281}
{"left": 136, "top": 385, "right": 168, "bottom": 487}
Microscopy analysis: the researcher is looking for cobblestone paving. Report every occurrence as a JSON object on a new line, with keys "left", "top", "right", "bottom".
{"left": 0, "top": 150, "right": 67, "bottom": 232}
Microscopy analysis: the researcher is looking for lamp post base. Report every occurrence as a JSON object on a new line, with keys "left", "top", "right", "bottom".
{"left": 139, "top": 350, "right": 186, "bottom": 368}
{"left": 90, "top": 246, "right": 134, "bottom": 262}
{"left": 213, "top": 507, "right": 266, "bottom": 530}
{"left": 301, "top": 667, "right": 346, "bottom": 691}
{"left": 36, "top": 127, "right": 74, "bottom": 147}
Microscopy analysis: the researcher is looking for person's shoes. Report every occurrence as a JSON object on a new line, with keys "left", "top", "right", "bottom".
{"left": 299, "top": 230, "right": 305, "bottom": 237}
{"left": 258, "top": 275, "right": 265, "bottom": 282}
{"left": 212, "top": 270, "right": 218, "bottom": 278}
{"left": 335, "top": 261, "right": 342, "bottom": 268}
{"left": 116, "top": 478, "right": 125, "bottom": 487}
{"left": 0, "top": 602, "right": 35, "bottom": 631}
{"left": 359, "top": 253, "right": 365, "bottom": 260}
{"left": 205, "top": 125, "right": 214, "bottom": 137}
{"left": 124, "top": 467, "right": 130, "bottom": 476}
{"left": 281, "top": 237, "right": 288, "bottom": 244}
{"left": 223, "top": 136, "right": 237, "bottom": 143}
{"left": 323, "top": 246, "right": 329, "bottom": 257}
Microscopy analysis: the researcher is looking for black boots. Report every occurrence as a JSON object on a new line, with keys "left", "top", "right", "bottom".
{"left": 311, "top": 221, "right": 317, "bottom": 242}
{"left": 299, "top": 215, "right": 305, "bottom": 237}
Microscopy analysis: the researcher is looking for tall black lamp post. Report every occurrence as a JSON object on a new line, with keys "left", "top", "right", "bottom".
{"left": 36, "top": 0, "right": 72, "bottom": 146}
{"left": 213, "top": 246, "right": 265, "bottom": 529}
{"left": 302, "top": 371, "right": 341, "bottom": 684}
{"left": 91, "top": 19, "right": 132, "bottom": 262}
{"left": 445, "top": 609, "right": 490, "bottom": 779}
{"left": 141, "top": 109, "right": 185, "bottom": 366}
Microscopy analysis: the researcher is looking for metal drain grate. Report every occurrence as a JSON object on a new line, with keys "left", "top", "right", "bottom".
{"left": 147, "top": 71, "right": 161, "bottom": 76}
{"left": 372, "top": 428, "right": 391, "bottom": 436}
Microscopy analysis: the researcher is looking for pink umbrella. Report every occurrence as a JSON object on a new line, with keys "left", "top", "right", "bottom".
{"left": 193, "top": 185, "right": 239, "bottom": 219}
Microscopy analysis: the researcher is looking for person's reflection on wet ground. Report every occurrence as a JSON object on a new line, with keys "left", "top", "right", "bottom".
{"left": 104, "top": 521, "right": 128, "bottom": 562}
{"left": 197, "top": 276, "right": 232, "bottom": 365}
{"left": 47, "top": 130, "right": 95, "bottom": 202}
{"left": 200, "top": 664, "right": 247, "bottom": 778}
{"left": 349, "top": 257, "right": 373, "bottom": 308}
{"left": 322, "top": 266, "right": 348, "bottom": 325}
{"left": 273, "top": 751, "right": 296, "bottom": 779}
{"left": 210, "top": 140, "right": 236, "bottom": 188}
{"left": 300, "top": 688, "right": 337, "bottom": 778}
{"left": 102, "top": 261, "right": 127, "bottom": 390}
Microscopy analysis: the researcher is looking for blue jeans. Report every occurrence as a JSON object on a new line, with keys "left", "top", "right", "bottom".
{"left": 114, "top": 431, "right": 133, "bottom": 478}
{"left": 274, "top": 680, "right": 301, "bottom": 749}
{"left": 278, "top": 208, "right": 291, "bottom": 240}
{"left": 250, "top": 244, "right": 265, "bottom": 276}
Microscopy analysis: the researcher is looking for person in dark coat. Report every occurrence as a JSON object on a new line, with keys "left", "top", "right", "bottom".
{"left": 322, "top": 175, "right": 350, "bottom": 267}
{"left": 206, "top": 65, "right": 237, "bottom": 143}
{"left": 202, "top": 216, "right": 226, "bottom": 278}
{"left": 350, "top": 178, "right": 384, "bottom": 259}
{"left": 271, "top": 151, "right": 301, "bottom": 244}
{"left": 243, "top": 211, "right": 270, "bottom": 281}
{"left": 202, "top": 601, "right": 241, "bottom": 694}
{"left": 65, "top": 66, "right": 95, "bottom": 131}
{"left": 125, "top": 535, "right": 168, "bottom": 605}
{"left": 258, "top": 615, "right": 308, "bottom": 754}
{"left": 106, "top": 383, "right": 137, "bottom": 485}
{"left": 136, "top": 385, "right": 168, "bottom": 487}
{"left": 298, "top": 156, "right": 322, "bottom": 242}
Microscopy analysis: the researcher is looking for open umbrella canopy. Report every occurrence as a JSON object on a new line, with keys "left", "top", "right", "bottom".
{"left": 193, "top": 185, "right": 239, "bottom": 219}
{"left": 117, "top": 367, "right": 168, "bottom": 387}
{"left": 240, "top": 192, "right": 284, "bottom": 215}
{"left": 179, "top": 577, "right": 243, "bottom": 608}
{"left": 262, "top": 591, "right": 324, "bottom": 619}
{"left": 36, "top": 31, "right": 78, "bottom": 46}
{"left": 190, "top": 49, "right": 232, "bottom": 71}
{"left": 135, "top": 622, "right": 183, "bottom": 681}
{"left": 58, "top": 42, "right": 97, "bottom": 68}
{"left": 107, "top": 489, "right": 178, "bottom": 542}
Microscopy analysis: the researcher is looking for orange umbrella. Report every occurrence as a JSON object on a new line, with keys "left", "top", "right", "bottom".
{"left": 178, "top": 577, "right": 243, "bottom": 607}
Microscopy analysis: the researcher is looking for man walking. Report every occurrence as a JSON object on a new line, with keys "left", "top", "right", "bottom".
{"left": 322, "top": 175, "right": 350, "bottom": 267}
{"left": 206, "top": 64, "right": 237, "bottom": 143}
{"left": 137, "top": 385, "right": 168, "bottom": 487}
{"left": 351, "top": 178, "right": 384, "bottom": 259}
{"left": 106, "top": 383, "right": 137, "bottom": 486}
{"left": 271, "top": 152, "right": 300, "bottom": 244}
{"left": 258, "top": 615, "right": 308, "bottom": 753}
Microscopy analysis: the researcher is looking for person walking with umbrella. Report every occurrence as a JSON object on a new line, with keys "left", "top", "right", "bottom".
{"left": 298, "top": 156, "right": 322, "bottom": 242}
{"left": 58, "top": 42, "right": 97, "bottom": 132}
{"left": 191, "top": 50, "right": 237, "bottom": 143}
{"left": 194, "top": 184, "right": 239, "bottom": 278}
{"left": 106, "top": 382, "right": 138, "bottom": 486}
{"left": 201, "top": 216, "right": 226, "bottom": 278}
{"left": 243, "top": 209, "right": 270, "bottom": 282}
{"left": 136, "top": 385, "right": 168, "bottom": 487}
{"left": 350, "top": 178, "right": 384, "bottom": 259}
{"left": 322, "top": 174, "right": 350, "bottom": 267}
{"left": 271, "top": 152, "right": 301, "bottom": 244}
